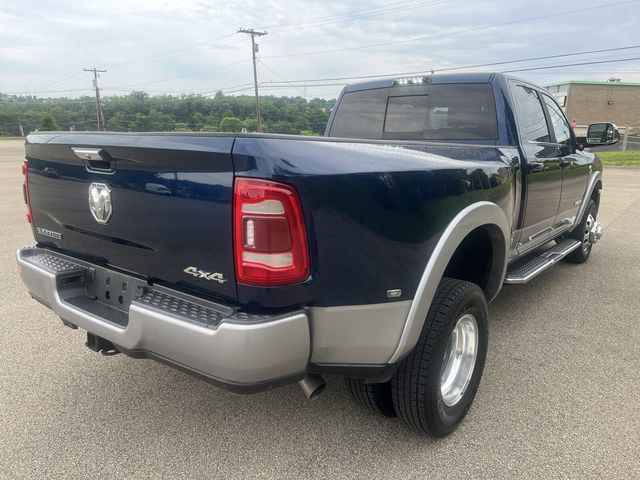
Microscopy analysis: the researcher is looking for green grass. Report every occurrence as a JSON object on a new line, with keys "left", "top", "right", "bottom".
{"left": 597, "top": 151, "right": 640, "bottom": 166}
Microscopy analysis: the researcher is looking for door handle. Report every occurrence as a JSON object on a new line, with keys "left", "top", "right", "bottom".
{"left": 528, "top": 162, "right": 544, "bottom": 173}
{"left": 72, "top": 147, "right": 115, "bottom": 173}
{"left": 559, "top": 158, "right": 573, "bottom": 168}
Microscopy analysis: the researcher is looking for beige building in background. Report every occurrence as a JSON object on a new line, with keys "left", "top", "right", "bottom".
{"left": 545, "top": 80, "right": 640, "bottom": 130}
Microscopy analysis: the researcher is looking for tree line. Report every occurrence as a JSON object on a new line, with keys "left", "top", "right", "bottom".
{"left": 0, "top": 91, "right": 336, "bottom": 136}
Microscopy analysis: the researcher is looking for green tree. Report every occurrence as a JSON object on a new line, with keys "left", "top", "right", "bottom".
{"left": 199, "top": 125, "right": 219, "bottom": 132}
{"left": 1, "top": 93, "right": 335, "bottom": 136}
{"left": 39, "top": 114, "right": 59, "bottom": 130}
{"left": 220, "top": 117, "right": 245, "bottom": 133}
{"left": 191, "top": 112, "right": 206, "bottom": 130}
{"left": 268, "top": 120, "right": 297, "bottom": 135}
{"left": 243, "top": 118, "right": 257, "bottom": 132}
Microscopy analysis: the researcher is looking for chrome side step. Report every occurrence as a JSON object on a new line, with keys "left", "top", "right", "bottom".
{"left": 504, "top": 238, "right": 581, "bottom": 284}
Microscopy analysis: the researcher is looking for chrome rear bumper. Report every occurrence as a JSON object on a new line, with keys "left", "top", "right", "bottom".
{"left": 16, "top": 246, "right": 310, "bottom": 391}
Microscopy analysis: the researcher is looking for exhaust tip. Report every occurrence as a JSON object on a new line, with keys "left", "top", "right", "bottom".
{"left": 298, "top": 374, "right": 326, "bottom": 400}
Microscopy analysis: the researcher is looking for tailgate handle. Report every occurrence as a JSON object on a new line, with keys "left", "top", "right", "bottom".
{"left": 71, "top": 147, "right": 115, "bottom": 173}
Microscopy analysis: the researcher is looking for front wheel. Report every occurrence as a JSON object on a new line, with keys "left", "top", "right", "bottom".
{"left": 391, "top": 278, "right": 488, "bottom": 437}
{"left": 565, "top": 198, "right": 598, "bottom": 264}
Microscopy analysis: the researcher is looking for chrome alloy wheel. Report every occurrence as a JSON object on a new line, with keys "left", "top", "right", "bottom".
{"left": 440, "top": 313, "right": 479, "bottom": 407}
{"left": 583, "top": 213, "right": 595, "bottom": 252}
{"left": 589, "top": 217, "right": 603, "bottom": 245}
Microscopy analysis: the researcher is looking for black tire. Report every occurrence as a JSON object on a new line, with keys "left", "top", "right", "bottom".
{"left": 565, "top": 198, "right": 597, "bottom": 264}
{"left": 345, "top": 377, "right": 396, "bottom": 417}
{"left": 391, "top": 278, "right": 488, "bottom": 437}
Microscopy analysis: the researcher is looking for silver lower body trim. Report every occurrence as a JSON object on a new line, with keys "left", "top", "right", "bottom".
{"left": 309, "top": 301, "right": 412, "bottom": 364}
{"left": 16, "top": 247, "right": 310, "bottom": 388}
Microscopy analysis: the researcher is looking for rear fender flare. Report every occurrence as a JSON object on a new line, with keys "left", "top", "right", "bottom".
{"left": 387, "top": 201, "right": 510, "bottom": 364}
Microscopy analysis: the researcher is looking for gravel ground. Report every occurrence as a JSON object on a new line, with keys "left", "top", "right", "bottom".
{"left": 1, "top": 139, "right": 639, "bottom": 479}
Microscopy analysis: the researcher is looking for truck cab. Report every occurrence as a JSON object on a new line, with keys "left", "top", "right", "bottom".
{"left": 324, "top": 72, "right": 606, "bottom": 264}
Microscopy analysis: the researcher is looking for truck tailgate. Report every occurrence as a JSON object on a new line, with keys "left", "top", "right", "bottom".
{"left": 25, "top": 133, "right": 237, "bottom": 302}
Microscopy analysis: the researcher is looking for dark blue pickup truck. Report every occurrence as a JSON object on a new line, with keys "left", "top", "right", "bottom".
{"left": 17, "top": 73, "right": 618, "bottom": 437}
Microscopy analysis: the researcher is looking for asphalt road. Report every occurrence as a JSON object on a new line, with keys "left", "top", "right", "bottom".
{"left": 1, "top": 139, "right": 639, "bottom": 479}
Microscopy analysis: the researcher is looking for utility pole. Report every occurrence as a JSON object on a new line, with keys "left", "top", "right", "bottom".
{"left": 84, "top": 67, "right": 106, "bottom": 131}
{"left": 238, "top": 28, "right": 267, "bottom": 132}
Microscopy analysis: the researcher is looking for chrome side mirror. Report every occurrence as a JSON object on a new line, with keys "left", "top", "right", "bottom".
{"left": 586, "top": 122, "right": 620, "bottom": 146}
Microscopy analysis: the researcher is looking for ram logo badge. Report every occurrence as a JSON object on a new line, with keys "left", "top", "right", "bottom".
{"left": 183, "top": 266, "right": 227, "bottom": 284}
{"left": 88, "top": 182, "right": 112, "bottom": 224}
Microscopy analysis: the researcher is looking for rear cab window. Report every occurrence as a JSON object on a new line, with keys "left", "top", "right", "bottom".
{"left": 329, "top": 83, "right": 498, "bottom": 142}
{"left": 328, "top": 88, "right": 388, "bottom": 139}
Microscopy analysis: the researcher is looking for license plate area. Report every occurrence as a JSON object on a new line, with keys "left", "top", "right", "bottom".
{"left": 55, "top": 264, "right": 149, "bottom": 327}
{"left": 24, "top": 247, "right": 236, "bottom": 330}
{"left": 84, "top": 268, "right": 148, "bottom": 313}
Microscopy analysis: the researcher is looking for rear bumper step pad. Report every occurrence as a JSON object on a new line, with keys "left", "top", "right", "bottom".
{"left": 16, "top": 246, "right": 310, "bottom": 390}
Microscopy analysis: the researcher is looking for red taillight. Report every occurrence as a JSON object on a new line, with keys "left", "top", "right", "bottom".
{"left": 234, "top": 178, "right": 310, "bottom": 286}
{"left": 22, "top": 161, "right": 32, "bottom": 224}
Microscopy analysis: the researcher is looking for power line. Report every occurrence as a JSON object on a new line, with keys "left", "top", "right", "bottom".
{"left": 99, "top": 33, "right": 239, "bottom": 69}
{"left": 262, "top": 0, "right": 639, "bottom": 59}
{"left": 101, "top": 82, "right": 255, "bottom": 96}
{"left": 239, "top": 28, "right": 268, "bottom": 132}
{"left": 423, "top": 47, "right": 640, "bottom": 75}
{"left": 2, "top": 88, "right": 95, "bottom": 95}
{"left": 257, "top": 60, "right": 306, "bottom": 96}
{"left": 514, "top": 71, "right": 640, "bottom": 75}
{"left": 258, "top": 57, "right": 640, "bottom": 89}
{"left": 102, "top": 59, "right": 250, "bottom": 89}
{"left": 197, "top": 82, "right": 254, "bottom": 96}
{"left": 213, "top": 85, "right": 259, "bottom": 95}
{"left": 102, "top": 39, "right": 247, "bottom": 71}
{"left": 260, "top": 0, "right": 450, "bottom": 33}
{"left": 257, "top": 0, "right": 437, "bottom": 29}
{"left": 502, "top": 56, "right": 640, "bottom": 73}
{"left": 31, "top": 72, "right": 85, "bottom": 90}
{"left": 18, "top": 33, "right": 243, "bottom": 92}
{"left": 260, "top": 83, "right": 355, "bottom": 89}
{"left": 261, "top": 45, "right": 640, "bottom": 85}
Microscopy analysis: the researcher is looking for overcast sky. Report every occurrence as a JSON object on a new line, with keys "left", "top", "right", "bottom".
{"left": 1, "top": 0, "right": 639, "bottom": 99}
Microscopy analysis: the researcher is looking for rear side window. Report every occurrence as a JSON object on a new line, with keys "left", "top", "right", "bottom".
{"left": 510, "top": 85, "right": 550, "bottom": 143}
{"left": 329, "top": 88, "right": 388, "bottom": 139}
{"left": 329, "top": 83, "right": 498, "bottom": 141}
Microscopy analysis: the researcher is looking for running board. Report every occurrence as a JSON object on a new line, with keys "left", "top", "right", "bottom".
{"left": 504, "top": 238, "right": 581, "bottom": 284}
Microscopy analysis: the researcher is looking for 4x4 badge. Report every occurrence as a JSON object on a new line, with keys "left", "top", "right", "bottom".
{"left": 183, "top": 266, "right": 227, "bottom": 284}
